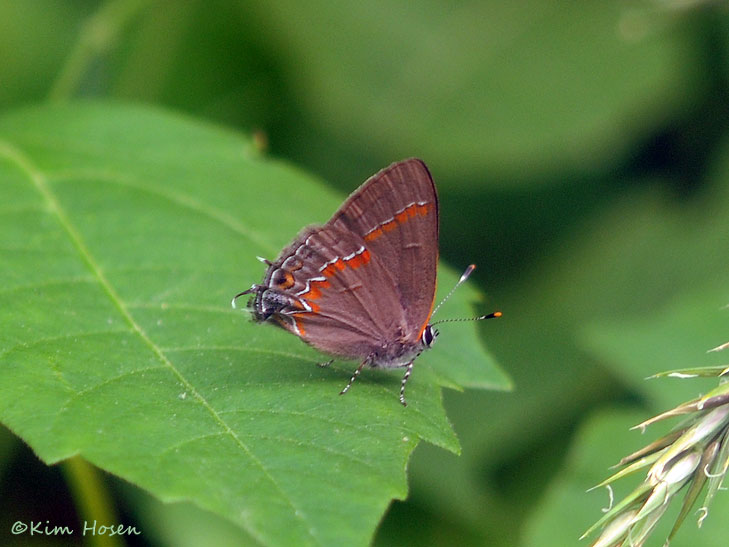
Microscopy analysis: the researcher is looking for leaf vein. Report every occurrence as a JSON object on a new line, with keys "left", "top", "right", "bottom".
{"left": 0, "top": 329, "right": 134, "bottom": 361}
{"left": 0, "top": 204, "right": 51, "bottom": 215}
{"left": 0, "top": 276, "right": 96, "bottom": 297}
{"left": 51, "top": 365, "right": 169, "bottom": 417}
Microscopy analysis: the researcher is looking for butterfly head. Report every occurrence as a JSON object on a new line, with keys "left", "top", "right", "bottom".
{"left": 232, "top": 283, "right": 294, "bottom": 324}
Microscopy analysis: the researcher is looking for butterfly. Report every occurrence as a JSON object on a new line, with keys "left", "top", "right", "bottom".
{"left": 233, "top": 159, "right": 499, "bottom": 405}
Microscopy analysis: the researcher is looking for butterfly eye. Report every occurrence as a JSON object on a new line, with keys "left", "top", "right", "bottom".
{"left": 421, "top": 326, "right": 437, "bottom": 348}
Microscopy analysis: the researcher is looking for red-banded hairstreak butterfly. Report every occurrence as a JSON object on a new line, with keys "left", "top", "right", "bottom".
{"left": 233, "top": 159, "right": 500, "bottom": 406}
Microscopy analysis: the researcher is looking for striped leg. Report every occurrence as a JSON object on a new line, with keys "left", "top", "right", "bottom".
{"left": 340, "top": 359, "right": 367, "bottom": 396}
{"left": 399, "top": 361, "right": 415, "bottom": 406}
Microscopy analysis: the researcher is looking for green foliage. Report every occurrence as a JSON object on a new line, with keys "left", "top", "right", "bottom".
{"left": 0, "top": 103, "right": 505, "bottom": 545}
{"left": 1, "top": 0, "right": 729, "bottom": 545}
{"left": 241, "top": 0, "right": 697, "bottom": 182}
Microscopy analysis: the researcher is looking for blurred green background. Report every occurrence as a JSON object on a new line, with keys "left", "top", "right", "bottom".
{"left": 2, "top": 0, "right": 729, "bottom": 545}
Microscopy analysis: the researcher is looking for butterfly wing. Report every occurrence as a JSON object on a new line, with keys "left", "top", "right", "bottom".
{"left": 254, "top": 159, "right": 438, "bottom": 360}
{"left": 328, "top": 158, "right": 439, "bottom": 343}
{"left": 259, "top": 223, "right": 405, "bottom": 359}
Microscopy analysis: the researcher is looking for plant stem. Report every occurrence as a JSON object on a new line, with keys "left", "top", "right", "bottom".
{"left": 48, "top": 0, "right": 149, "bottom": 102}
{"left": 61, "top": 456, "right": 123, "bottom": 547}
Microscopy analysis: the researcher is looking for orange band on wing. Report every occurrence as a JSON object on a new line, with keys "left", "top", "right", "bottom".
{"left": 347, "top": 249, "right": 371, "bottom": 269}
{"left": 301, "top": 279, "right": 329, "bottom": 300}
{"left": 364, "top": 202, "right": 433, "bottom": 242}
{"left": 364, "top": 227, "right": 383, "bottom": 241}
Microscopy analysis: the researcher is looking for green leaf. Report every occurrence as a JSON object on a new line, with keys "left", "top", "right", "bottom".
{"left": 0, "top": 102, "right": 507, "bottom": 546}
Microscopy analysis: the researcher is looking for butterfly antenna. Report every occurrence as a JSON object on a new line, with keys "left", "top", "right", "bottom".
{"left": 432, "top": 264, "right": 476, "bottom": 317}
{"left": 231, "top": 256, "right": 271, "bottom": 309}
{"left": 231, "top": 286, "right": 256, "bottom": 309}
{"left": 431, "top": 311, "right": 502, "bottom": 326}
{"left": 430, "top": 264, "right": 502, "bottom": 324}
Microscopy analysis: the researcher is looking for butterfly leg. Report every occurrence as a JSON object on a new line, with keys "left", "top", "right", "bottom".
{"left": 399, "top": 361, "right": 415, "bottom": 407}
{"left": 317, "top": 359, "right": 334, "bottom": 368}
{"left": 339, "top": 358, "right": 369, "bottom": 396}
